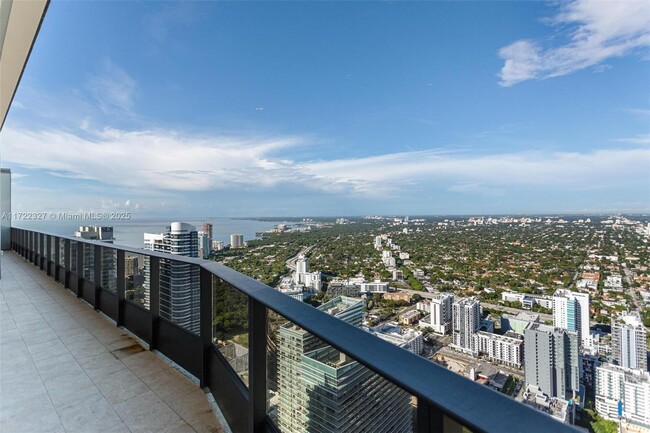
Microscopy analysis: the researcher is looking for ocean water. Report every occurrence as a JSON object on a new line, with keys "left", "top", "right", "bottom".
{"left": 14, "top": 218, "right": 284, "bottom": 249}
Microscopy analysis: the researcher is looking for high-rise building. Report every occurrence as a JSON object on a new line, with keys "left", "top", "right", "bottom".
{"left": 198, "top": 230, "right": 210, "bottom": 259}
{"left": 374, "top": 235, "right": 382, "bottom": 249}
{"left": 451, "top": 297, "right": 480, "bottom": 353}
{"left": 595, "top": 363, "right": 650, "bottom": 427}
{"left": 524, "top": 323, "right": 580, "bottom": 399}
{"left": 553, "top": 289, "right": 590, "bottom": 349}
{"left": 199, "top": 222, "right": 213, "bottom": 258}
{"left": 295, "top": 254, "right": 309, "bottom": 276}
{"left": 429, "top": 292, "right": 453, "bottom": 335}
{"left": 74, "top": 226, "right": 116, "bottom": 289}
{"left": 293, "top": 255, "right": 321, "bottom": 291}
{"left": 612, "top": 313, "right": 648, "bottom": 371}
{"left": 300, "top": 346, "right": 413, "bottom": 433}
{"left": 144, "top": 222, "right": 199, "bottom": 334}
{"left": 212, "top": 240, "right": 224, "bottom": 251}
{"left": 230, "top": 233, "right": 244, "bottom": 248}
{"left": 277, "top": 296, "right": 412, "bottom": 433}
{"left": 202, "top": 222, "right": 213, "bottom": 240}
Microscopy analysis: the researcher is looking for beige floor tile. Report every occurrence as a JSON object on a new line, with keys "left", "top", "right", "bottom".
{"left": 1, "top": 252, "right": 226, "bottom": 433}
{"left": 140, "top": 367, "right": 199, "bottom": 403}
{"left": 56, "top": 391, "right": 128, "bottom": 433}
{"left": 122, "top": 350, "right": 170, "bottom": 377}
{"left": 114, "top": 390, "right": 183, "bottom": 433}
{"left": 95, "top": 367, "right": 150, "bottom": 406}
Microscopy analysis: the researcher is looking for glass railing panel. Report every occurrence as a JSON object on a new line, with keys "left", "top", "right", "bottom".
{"left": 212, "top": 275, "right": 249, "bottom": 386}
{"left": 267, "top": 304, "right": 417, "bottom": 433}
{"left": 59, "top": 239, "right": 66, "bottom": 268}
{"left": 99, "top": 246, "right": 117, "bottom": 293}
{"left": 49, "top": 235, "right": 56, "bottom": 261}
{"left": 125, "top": 253, "right": 150, "bottom": 309}
{"left": 159, "top": 258, "right": 200, "bottom": 335}
{"left": 83, "top": 243, "right": 95, "bottom": 282}
{"left": 70, "top": 240, "right": 78, "bottom": 274}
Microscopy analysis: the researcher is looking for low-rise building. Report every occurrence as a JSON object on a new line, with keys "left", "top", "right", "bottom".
{"left": 500, "top": 312, "right": 540, "bottom": 335}
{"left": 399, "top": 309, "right": 421, "bottom": 326}
{"left": 360, "top": 281, "right": 390, "bottom": 294}
{"left": 383, "top": 292, "right": 411, "bottom": 303}
{"left": 522, "top": 385, "right": 570, "bottom": 424}
{"left": 501, "top": 292, "right": 553, "bottom": 310}
{"left": 473, "top": 331, "right": 524, "bottom": 368}
{"left": 605, "top": 274, "right": 623, "bottom": 288}
{"left": 416, "top": 299, "right": 431, "bottom": 314}
{"left": 371, "top": 323, "right": 423, "bottom": 355}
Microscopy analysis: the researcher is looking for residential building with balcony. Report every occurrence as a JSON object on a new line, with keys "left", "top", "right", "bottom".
{"left": 612, "top": 312, "right": 648, "bottom": 371}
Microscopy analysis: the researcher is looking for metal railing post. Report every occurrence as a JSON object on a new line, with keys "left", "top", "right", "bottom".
{"left": 248, "top": 298, "right": 267, "bottom": 433}
{"left": 417, "top": 399, "right": 445, "bottom": 433}
{"left": 63, "top": 239, "right": 70, "bottom": 288}
{"left": 199, "top": 267, "right": 212, "bottom": 388}
{"left": 94, "top": 244, "right": 101, "bottom": 309}
{"left": 39, "top": 233, "right": 45, "bottom": 269}
{"left": 116, "top": 249, "right": 125, "bottom": 327}
{"left": 76, "top": 241, "right": 84, "bottom": 298}
{"left": 150, "top": 256, "right": 160, "bottom": 350}
{"left": 46, "top": 235, "right": 52, "bottom": 276}
{"left": 54, "top": 237, "right": 60, "bottom": 281}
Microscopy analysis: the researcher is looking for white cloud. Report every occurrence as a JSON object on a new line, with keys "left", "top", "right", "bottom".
{"left": 2, "top": 126, "right": 307, "bottom": 191}
{"left": 303, "top": 147, "right": 650, "bottom": 194}
{"left": 498, "top": 0, "right": 650, "bottom": 86}
{"left": 87, "top": 59, "right": 138, "bottom": 115}
{"left": 3, "top": 125, "right": 649, "bottom": 202}
{"left": 615, "top": 134, "right": 650, "bottom": 145}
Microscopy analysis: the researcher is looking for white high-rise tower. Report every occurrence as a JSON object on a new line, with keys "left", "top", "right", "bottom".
{"left": 144, "top": 222, "right": 199, "bottom": 334}
{"left": 553, "top": 289, "right": 590, "bottom": 349}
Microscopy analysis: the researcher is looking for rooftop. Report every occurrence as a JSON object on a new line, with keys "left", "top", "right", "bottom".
{"left": 0, "top": 251, "right": 224, "bottom": 433}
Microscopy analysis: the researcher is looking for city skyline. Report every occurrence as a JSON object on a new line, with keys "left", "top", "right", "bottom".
{"left": 2, "top": 1, "right": 649, "bottom": 217}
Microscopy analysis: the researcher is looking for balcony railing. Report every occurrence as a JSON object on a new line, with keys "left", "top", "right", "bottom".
{"left": 10, "top": 227, "right": 579, "bottom": 433}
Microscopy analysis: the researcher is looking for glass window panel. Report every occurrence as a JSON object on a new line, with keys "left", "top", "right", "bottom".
{"left": 159, "top": 258, "right": 200, "bottom": 334}
{"left": 212, "top": 275, "right": 248, "bottom": 386}
{"left": 59, "top": 239, "right": 66, "bottom": 268}
{"left": 70, "top": 240, "right": 78, "bottom": 274}
{"left": 50, "top": 236, "right": 56, "bottom": 260}
{"left": 83, "top": 243, "right": 95, "bottom": 282}
{"left": 125, "top": 253, "right": 149, "bottom": 310}
{"left": 100, "top": 247, "right": 117, "bottom": 293}
{"left": 267, "top": 303, "right": 416, "bottom": 433}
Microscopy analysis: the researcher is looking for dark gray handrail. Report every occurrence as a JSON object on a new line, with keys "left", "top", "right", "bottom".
{"left": 15, "top": 228, "right": 580, "bottom": 433}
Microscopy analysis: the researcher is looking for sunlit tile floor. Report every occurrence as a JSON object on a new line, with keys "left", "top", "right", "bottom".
{"left": 0, "top": 251, "right": 224, "bottom": 433}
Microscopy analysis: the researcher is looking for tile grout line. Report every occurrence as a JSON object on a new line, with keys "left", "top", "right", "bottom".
{"left": 10, "top": 252, "right": 207, "bottom": 433}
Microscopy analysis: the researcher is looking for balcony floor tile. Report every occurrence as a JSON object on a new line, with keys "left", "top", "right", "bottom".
{"left": 1, "top": 251, "right": 227, "bottom": 433}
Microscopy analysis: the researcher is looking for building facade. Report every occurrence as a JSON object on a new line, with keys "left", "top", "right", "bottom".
{"left": 300, "top": 346, "right": 413, "bottom": 433}
{"left": 612, "top": 313, "right": 648, "bottom": 371}
{"left": 230, "top": 233, "right": 244, "bottom": 248}
{"left": 553, "top": 289, "right": 590, "bottom": 349}
{"left": 277, "top": 297, "right": 412, "bottom": 433}
{"left": 595, "top": 363, "right": 650, "bottom": 427}
{"left": 429, "top": 292, "right": 453, "bottom": 335}
{"left": 473, "top": 331, "right": 524, "bottom": 369}
{"left": 74, "top": 226, "right": 116, "bottom": 290}
{"left": 144, "top": 222, "right": 200, "bottom": 334}
{"left": 198, "top": 230, "right": 210, "bottom": 259}
{"left": 524, "top": 324, "right": 580, "bottom": 399}
{"left": 451, "top": 297, "right": 480, "bottom": 353}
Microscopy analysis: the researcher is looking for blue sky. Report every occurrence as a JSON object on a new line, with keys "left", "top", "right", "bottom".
{"left": 2, "top": 1, "right": 649, "bottom": 217}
